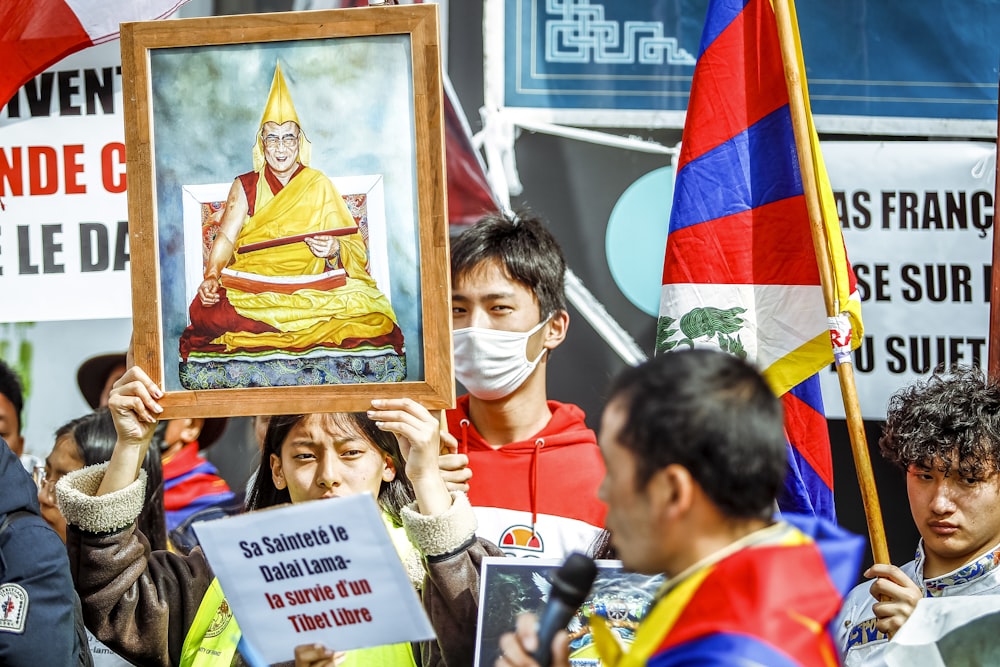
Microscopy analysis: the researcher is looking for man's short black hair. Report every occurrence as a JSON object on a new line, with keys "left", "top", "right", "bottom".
{"left": 0, "top": 359, "right": 24, "bottom": 431}
{"left": 451, "top": 210, "right": 567, "bottom": 317}
{"left": 607, "top": 349, "right": 786, "bottom": 520}
{"left": 880, "top": 366, "right": 1000, "bottom": 479}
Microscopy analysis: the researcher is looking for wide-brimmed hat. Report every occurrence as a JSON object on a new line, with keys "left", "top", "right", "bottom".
{"left": 196, "top": 417, "right": 229, "bottom": 450}
{"left": 77, "top": 352, "right": 127, "bottom": 410}
{"left": 77, "top": 352, "right": 228, "bottom": 449}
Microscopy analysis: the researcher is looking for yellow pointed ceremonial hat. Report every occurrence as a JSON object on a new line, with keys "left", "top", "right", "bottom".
{"left": 253, "top": 62, "right": 312, "bottom": 170}
{"left": 260, "top": 62, "right": 300, "bottom": 127}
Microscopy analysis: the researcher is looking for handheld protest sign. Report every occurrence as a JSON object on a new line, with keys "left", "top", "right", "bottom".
{"left": 193, "top": 493, "right": 434, "bottom": 663}
{"left": 120, "top": 4, "right": 453, "bottom": 420}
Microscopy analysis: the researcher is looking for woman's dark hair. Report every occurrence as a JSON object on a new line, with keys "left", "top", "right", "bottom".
{"left": 55, "top": 408, "right": 168, "bottom": 550}
{"left": 245, "top": 413, "right": 415, "bottom": 527}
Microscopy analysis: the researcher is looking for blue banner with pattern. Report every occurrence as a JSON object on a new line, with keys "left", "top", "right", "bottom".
{"left": 502, "top": 0, "right": 1000, "bottom": 126}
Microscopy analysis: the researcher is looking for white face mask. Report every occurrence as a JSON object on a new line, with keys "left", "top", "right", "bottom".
{"left": 453, "top": 317, "right": 550, "bottom": 401}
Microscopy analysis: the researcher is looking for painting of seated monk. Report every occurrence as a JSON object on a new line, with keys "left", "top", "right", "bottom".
{"left": 178, "top": 173, "right": 405, "bottom": 390}
{"left": 175, "top": 63, "right": 404, "bottom": 391}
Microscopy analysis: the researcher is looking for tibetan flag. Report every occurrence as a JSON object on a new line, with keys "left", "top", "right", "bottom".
{"left": 1, "top": 0, "right": 189, "bottom": 105}
{"left": 592, "top": 516, "right": 865, "bottom": 667}
{"left": 442, "top": 74, "right": 501, "bottom": 227}
{"left": 162, "top": 444, "right": 237, "bottom": 534}
{"left": 656, "top": 0, "right": 862, "bottom": 520}
{"left": 780, "top": 375, "right": 834, "bottom": 518}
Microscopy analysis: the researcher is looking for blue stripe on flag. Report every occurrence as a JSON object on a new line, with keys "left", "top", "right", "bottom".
{"left": 780, "top": 441, "right": 835, "bottom": 521}
{"left": 698, "top": 0, "right": 752, "bottom": 57}
{"left": 781, "top": 374, "right": 835, "bottom": 521}
{"left": 649, "top": 631, "right": 802, "bottom": 667}
{"left": 783, "top": 513, "right": 867, "bottom": 598}
{"left": 787, "top": 371, "right": 826, "bottom": 413}
{"left": 670, "top": 106, "right": 803, "bottom": 233}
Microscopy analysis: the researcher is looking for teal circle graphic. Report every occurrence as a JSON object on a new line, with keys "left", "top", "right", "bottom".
{"left": 605, "top": 166, "right": 674, "bottom": 317}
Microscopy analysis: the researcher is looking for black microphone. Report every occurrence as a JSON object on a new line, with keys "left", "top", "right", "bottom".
{"left": 532, "top": 552, "right": 597, "bottom": 667}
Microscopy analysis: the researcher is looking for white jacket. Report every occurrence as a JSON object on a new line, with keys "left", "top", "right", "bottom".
{"left": 834, "top": 540, "right": 1000, "bottom": 667}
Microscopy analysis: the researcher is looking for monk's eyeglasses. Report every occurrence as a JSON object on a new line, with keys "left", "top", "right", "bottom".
{"left": 263, "top": 133, "right": 299, "bottom": 148}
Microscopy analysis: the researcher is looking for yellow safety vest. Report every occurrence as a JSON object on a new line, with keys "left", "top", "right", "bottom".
{"left": 180, "top": 578, "right": 241, "bottom": 667}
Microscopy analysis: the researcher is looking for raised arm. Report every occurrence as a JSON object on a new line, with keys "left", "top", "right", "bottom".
{"left": 368, "top": 398, "right": 451, "bottom": 516}
{"left": 97, "top": 365, "right": 163, "bottom": 495}
{"left": 369, "top": 398, "right": 504, "bottom": 667}
{"left": 57, "top": 366, "right": 218, "bottom": 667}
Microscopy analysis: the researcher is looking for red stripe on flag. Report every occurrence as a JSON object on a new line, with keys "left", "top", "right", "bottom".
{"left": 444, "top": 79, "right": 498, "bottom": 226}
{"left": 1, "top": 0, "right": 91, "bottom": 105}
{"left": 677, "top": 0, "right": 789, "bottom": 169}
{"left": 663, "top": 196, "right": 821, "bottom": 285}
{"left": 782, "top": 390, "right": 834, "bottom": 490}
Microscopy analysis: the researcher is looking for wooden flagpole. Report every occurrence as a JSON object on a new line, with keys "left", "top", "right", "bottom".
{"left": 988, "top": 75, "right": 1000, "bottom": 382}
{"left": 772, "top": 0, "right": 890, "bottom": 565}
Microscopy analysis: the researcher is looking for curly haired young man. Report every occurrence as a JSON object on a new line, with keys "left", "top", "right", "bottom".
{"left": 835, "top": 366, "right": 1000, "bottom": 666}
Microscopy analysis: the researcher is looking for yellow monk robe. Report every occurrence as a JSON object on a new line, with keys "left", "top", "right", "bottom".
{"left": 217, "top": 166, "right": 399, "bottom": 351}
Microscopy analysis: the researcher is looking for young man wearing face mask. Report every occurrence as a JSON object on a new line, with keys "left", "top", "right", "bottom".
{"left": 448, "top": 211, "right": 606, "bottom": 559}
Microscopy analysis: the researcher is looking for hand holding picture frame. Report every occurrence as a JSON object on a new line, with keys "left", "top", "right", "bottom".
{"left": 120, "top": 4, "right": 453, "bottom": 419}
{"left": 474, "top": 557, "right": 664, "bottom": 666}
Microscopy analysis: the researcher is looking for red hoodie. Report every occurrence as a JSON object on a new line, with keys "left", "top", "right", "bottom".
{"left": 448, "top": 395, "right": 607, "bottom": 559}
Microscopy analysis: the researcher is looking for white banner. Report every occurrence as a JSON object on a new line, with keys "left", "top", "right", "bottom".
{"left": 0, "top": 41, "right": 131, "bottom": 323}
{"left": 820, "top": 141, "right": 996, "bottom": 420}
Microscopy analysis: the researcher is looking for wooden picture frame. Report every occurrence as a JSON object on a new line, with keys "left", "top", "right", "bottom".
{"left": 121, "top": 4, "right": 453, "bottom": 419}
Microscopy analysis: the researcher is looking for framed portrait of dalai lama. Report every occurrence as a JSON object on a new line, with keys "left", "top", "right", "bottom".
{"left": 120, "top": 4, "right": 453, "bottom": 418}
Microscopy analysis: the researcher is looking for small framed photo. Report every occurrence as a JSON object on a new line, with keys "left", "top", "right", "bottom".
{"left": 474, "top": 557, "right": 664, "bottom": 666}
{"left": 120, "top": 4, "right": 453, "bottom": 418}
